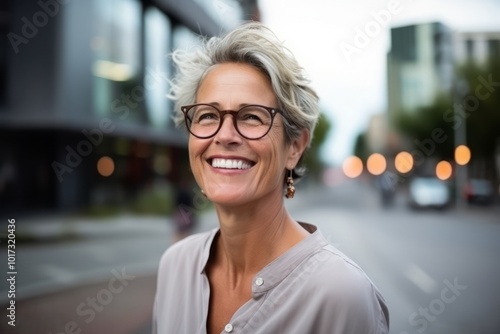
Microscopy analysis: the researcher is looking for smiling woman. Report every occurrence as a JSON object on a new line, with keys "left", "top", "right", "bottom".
{"left": 152, "top": 22, "right": 389, "bottom": 334}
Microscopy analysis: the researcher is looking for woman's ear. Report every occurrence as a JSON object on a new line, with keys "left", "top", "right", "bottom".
{"left": 286, "top": 130, "right": 309, "bottom": 168}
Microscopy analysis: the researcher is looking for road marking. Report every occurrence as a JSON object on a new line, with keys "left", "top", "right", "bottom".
{"left": 404, "top": 263, "right": 437, "bottom": 294}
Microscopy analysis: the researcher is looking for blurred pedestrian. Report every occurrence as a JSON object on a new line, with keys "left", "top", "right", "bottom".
{"left": 153, "top": 22, "right": 389, "bottom": 334}
{"left": 377, "top": 171, "right": 396, "bottom": 207}
{"left": 172, "top": 175, "right": 198, "bottom": 242}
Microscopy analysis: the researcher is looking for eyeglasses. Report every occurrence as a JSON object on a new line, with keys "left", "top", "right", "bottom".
{"left": 181, "top": 104, "right": 284, "bottom": 140}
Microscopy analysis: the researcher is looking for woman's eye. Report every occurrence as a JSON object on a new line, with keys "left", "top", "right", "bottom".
{"left": 200, "top": 113, "right": 216, "bottom": 119}
{"left": 196, "top": 112, "right": 218, "bottom": 122}
{"left": 242, "top": 114, "right": 261, "bottom": 121}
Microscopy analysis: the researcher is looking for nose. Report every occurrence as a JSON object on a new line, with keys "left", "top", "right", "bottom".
{"left": 213, "top": 114, "right": 242, "bottom": 145}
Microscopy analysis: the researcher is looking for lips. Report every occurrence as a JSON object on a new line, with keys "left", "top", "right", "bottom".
{"left": 210, "top": 158, "right": 254, "bottom": 170}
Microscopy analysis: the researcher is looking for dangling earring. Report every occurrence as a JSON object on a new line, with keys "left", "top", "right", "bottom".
{"left": 285, "top": 169, "right": 295, "bottom": 199}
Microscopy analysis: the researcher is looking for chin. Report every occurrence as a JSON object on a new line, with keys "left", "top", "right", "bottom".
{"left": 206, "top": 187, "right": 251, "bottom": 206}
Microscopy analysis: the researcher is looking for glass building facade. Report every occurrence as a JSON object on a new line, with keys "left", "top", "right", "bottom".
{"left": 0, "top": 0, "right": 259, "bottom": 215}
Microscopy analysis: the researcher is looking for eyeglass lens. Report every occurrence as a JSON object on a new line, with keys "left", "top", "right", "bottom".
{"left": 186, "top": 105, "right": 274, "bottom": 139}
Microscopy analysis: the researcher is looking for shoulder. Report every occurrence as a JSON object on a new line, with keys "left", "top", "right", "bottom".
{"left": 314, "top": 245, "right": 373, "bottom": 289}
{"left": 300, "top": 245, "right": 390, "bottom": 333}
{"left": 154, "top": 230, "right": 216, "bottom": 333}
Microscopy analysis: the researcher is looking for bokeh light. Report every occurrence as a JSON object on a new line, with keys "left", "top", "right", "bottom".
{"left": 436, "top": 160, "right": 452, "bottom": 180}
{"left": 97, "top": 156, "right": 115, "bottom": 177}
{"left": 455, "top": 145, "right": 471, "bottom": 166}
{"left": 366, "top": 153, "right": 386, "bottom": 176}
{"left": 395, "top": 151, "right": 414, "bottom": 174}
{"left": 342, "top": 156, "right": 363, "bottom": 178}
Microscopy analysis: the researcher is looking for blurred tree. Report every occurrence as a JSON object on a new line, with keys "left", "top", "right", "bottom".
{"left": 396, "top": 94, "right": 455, "bottom": 160}
{"left": 456, "top": 59, "right": 500, "bottom": 176}
{"left": 303, "top": 112, "right": 332, "bottom": 182}
{"left": 353, "top": 132, "right": 369, "bottom": 162}
{"left": 395, "top": 58, "right": 500, "bottom": 180}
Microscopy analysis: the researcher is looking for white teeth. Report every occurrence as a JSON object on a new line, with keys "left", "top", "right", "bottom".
{"left": 211, "top": 158, "right": 252, "bottom": 169}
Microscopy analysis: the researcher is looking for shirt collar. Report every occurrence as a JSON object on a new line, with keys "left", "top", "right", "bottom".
{"left": 199, "top": 223, "right": 329, "bottom": 296}
{"left": 251, "top": 222, "right": 328, "bottom": 296}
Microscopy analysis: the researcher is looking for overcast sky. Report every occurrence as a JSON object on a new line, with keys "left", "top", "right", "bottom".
{"left": 257, "top": 0, "right": 500, "bottom": 165}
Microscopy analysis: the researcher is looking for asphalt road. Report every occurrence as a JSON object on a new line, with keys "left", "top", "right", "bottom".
{"left": 1, "top": 180, "right": 499, "bottom": 334}
{"left": 290, "top": 181, "right": 500, "bottom": 334}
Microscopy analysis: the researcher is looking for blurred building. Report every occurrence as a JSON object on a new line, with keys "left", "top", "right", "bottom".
{"left": 366, "top": 114, "right": 389, "bottom": 154}
{"left": 453, "top": 30, "right": 500, "bottom": 65}
{"left": 0, "top": 0, "right": 259, "bottom": 215}
{"left": 386, "top": 23, "right": 500, "bottom": 183}
{"left": 387, "top": 22, "right": 454, "bottom": 128}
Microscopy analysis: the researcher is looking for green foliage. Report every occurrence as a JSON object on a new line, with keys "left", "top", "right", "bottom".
{"left": 395, "top": 58, "right": 500, "bottom": 163}
{"left": 353, "top": 132, "right": 368, "bottom": 162}
{"left": 455, "top": 59, "right": 500, "bottom": 160}
{"left": 303, "top": 112, "right": 332, "bottom": 181}
{"left": 131, "top": 186, "right": 173, "bottom": 215}
{"left": 396, "top": 94, "right": 455, "bottom": 159}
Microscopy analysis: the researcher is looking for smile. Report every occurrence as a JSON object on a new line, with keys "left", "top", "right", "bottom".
{"left": 210, "top": 158, "right": 254, "bottom": 170}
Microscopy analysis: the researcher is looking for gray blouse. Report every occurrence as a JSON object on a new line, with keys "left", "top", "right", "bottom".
{"left": 153, "top": 223, "right": 389, "bottom": 334}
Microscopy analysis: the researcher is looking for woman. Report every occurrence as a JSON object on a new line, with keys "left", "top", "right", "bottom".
{"left": 153, "top": 22, "right": 389, "bottom": 334}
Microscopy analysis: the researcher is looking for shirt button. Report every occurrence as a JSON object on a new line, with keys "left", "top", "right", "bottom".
{"left": 224, "top": 323, "right": 233, "bottom": 332}
{"left": 256, "top": 277, "right": 264, "bottom": 286}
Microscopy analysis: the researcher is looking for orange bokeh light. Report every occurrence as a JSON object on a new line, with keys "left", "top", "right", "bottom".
{"left": 395, "top": 151, "right": 414, "bottom": 174}
{"left": 455, "top": 145, "right": 471, "bottom": 166}
{"left": 366, "top": 153, "right": 386, "bottom": 176}
{"left": 97, "top": 156, "right": 115, "bottom": 177}
{"left": 342, "top": 156, "right": 363, "bottom": 178}
{"left": 436, "top": 161, "right": 452, "bottom": 180}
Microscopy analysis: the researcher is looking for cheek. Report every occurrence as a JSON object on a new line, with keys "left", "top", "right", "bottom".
{"left": 188, "top": 138, "right": 208, "bottom": 171}
{"left": 262, "top": 133, "right": 288, "bottom": 170}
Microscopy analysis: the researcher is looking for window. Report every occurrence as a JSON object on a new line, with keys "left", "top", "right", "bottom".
{"left": 487, "top": 39, "right": 500, "bottom": 59}
{"left": 466, "top": 39, "right": 474, "bottom": 61}
{"left": 91, "top": 0, "right": 143, "bottom": 122}
{"left": 144, "top": 7, "right": 172, "bottom": 128}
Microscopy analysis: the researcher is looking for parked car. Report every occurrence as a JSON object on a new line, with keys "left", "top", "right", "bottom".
{"left": 408, "top": 177, "right": 451, "bottom": 209}
{"left": 463, "top": 178, "right": 495, "bottom": 205}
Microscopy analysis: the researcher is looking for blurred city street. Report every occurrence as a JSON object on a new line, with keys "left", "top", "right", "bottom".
{"left": 1, "top": 180, "right": 499, "bottom": 334}
{"left": 2, "top": 1, "right": 500, "bottom": 334}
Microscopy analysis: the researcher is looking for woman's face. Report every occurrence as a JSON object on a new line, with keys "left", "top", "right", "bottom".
{"left": 189, "top": 62, "right": 306, "bottom": 207}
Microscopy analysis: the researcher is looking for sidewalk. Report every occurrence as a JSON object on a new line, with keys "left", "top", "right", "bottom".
{"left": 16, "top": 213, "right": 181, "bottom": 242}
{"left": 1, "top": 211, "right": 220, "bottom": 334}
{"left": 0, "top": 274, "right": 157, "bottom": 334}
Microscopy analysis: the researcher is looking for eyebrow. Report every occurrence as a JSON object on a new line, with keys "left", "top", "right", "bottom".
{"left": 200, "top": 102, "right": 253, "bottom": 109}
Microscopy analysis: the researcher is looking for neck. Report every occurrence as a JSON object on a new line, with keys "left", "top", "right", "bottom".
{"left": 212, "top": 194, "right": 309, "bottom": 278}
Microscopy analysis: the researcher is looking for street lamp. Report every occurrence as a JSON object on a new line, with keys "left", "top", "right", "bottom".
{"left": 366, "top": 153, "right": 387, "bottom": 176}
{"left": 342, "top": 156, "right": 363, "bottom": 179}
{"left": 455, "top": 145, "right": 471, "bottom": 166}
{"left": 395, "top": 151, "right": 413, "bottom": 174}
{"left": 436, "top": 160, "right": 453, "bottom": 181}
{"left": 453, "top": 79, "right": 469, "bottom": 208}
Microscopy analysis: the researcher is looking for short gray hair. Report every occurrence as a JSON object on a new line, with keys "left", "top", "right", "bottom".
{"left": 168, "top": 22, "right": 320, "bottom": 180}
